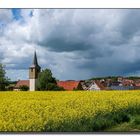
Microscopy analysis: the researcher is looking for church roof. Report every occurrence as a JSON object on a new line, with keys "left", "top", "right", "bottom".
{"left": 14, "top": 80, "right": 29, "bottom": 88}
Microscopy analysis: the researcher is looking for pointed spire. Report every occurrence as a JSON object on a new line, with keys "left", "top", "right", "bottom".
{"left": 32, "top": 51, "right": 38, "bottom": 66}
{"left": 30, "top": 51, "right": 40, "bottom": 68}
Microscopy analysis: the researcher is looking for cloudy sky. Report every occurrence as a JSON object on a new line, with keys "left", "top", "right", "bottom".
{"left": 1, "top": 9, "right": 140, "bottom": 81}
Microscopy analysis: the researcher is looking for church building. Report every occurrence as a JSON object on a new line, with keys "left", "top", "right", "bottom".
{"left": 29, "top": 51, "right": 41, "bottom": 91}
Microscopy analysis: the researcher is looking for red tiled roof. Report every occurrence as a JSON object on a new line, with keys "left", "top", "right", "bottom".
{"left": 57, "top": 80, "right": 80, "bottom": 90}
{"left": 135, "top": 83, "right": 140, "bottom": 87}
{"left": 122, "top": 79, "right": 134, "bottom": 86}
{"left": 15, "top": 80, "right": 29, "bottom": 88}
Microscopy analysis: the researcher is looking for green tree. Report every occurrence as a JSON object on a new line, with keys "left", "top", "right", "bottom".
{"left": 37, "top": 68, "right": 64, "bottom": 91}
{"left": 0, "top": 64, "right": 9, "bottom": 91}
{"left": 19, "top": 85, "right": 29, "bottom": 91}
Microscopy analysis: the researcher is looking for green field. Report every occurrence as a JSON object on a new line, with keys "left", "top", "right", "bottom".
{"left": 0, "top": 91, "right": 140, "bottom": 132}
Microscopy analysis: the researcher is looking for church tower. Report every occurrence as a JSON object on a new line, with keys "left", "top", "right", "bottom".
{"left": 29, "top": 51, "right": 41, "bottom": 91}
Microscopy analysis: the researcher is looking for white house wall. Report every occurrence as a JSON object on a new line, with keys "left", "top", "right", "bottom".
{"left": 88, "top": 82, "right": 100, "bottom": 90}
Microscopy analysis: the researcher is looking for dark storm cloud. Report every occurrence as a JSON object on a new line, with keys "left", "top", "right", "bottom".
{"left": 39, "top": 39, "right": 91, "bottom": 52}
{"left": 119, "top": 10, "right": 140, "bottom": 39}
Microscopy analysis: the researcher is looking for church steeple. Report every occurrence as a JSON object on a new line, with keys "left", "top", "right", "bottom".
{"left": 33, "top": 51, "right": 38, "bottom": 66}
{"left": 29, "top": 51, "right": 41, "bottom": 91}
{"left": 30, "top": 51, "right": 40, "bottom": 69}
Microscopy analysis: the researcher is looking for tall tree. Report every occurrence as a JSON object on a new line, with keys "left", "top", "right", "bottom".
{"left": 0, "top": 64, "right": 9, "bottom": 91}
{"left": 37, "top": 68, "right": 64, "bottom": 91}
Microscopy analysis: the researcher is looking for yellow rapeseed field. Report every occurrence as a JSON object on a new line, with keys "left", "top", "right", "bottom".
{"left": 0, "top": 90, "right": 140, "bottom": 132}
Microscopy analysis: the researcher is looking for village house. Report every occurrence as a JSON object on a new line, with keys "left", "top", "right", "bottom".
{"left": 133, "top": 80, "right": 140, "bottom": 89}
{"left": 107, "top": 77, "right": 140, "bottom": 90}
{"left": 81, "top": 80, "right": 107, "bottom": 90}
{"left": 57, "top": 80, "right": 83, "bottom": 90}
{"left": 134, "top": 80, "right": 140, "bottom": 87}
{"left": 122, "top": 79, "right": 134, "bottom": 86}
{"left": 14, "top": 80, "right": 29, "bottom": 91}
{"left": 117, "top": 76, "right": 123, "bottom": 82}
{"left": 109, "top": 84, "right": 134, "bottom": 90}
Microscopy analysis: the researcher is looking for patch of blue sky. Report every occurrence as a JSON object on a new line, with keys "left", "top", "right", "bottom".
{"left": 11, "top": 9, "right": 33, "bottom": 25}
{"left": 0, "top": 9, "right": 22, "bottom": 32}
{"left": 12, "top": 9, "right": 22, "bottom": 21}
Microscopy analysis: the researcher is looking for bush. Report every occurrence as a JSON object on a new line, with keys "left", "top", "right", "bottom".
{"left": 19, "top": 85, "right": 29, "bottom": 91}
{"left": 132, "top": 116, "right": 140, "bottom": 125}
